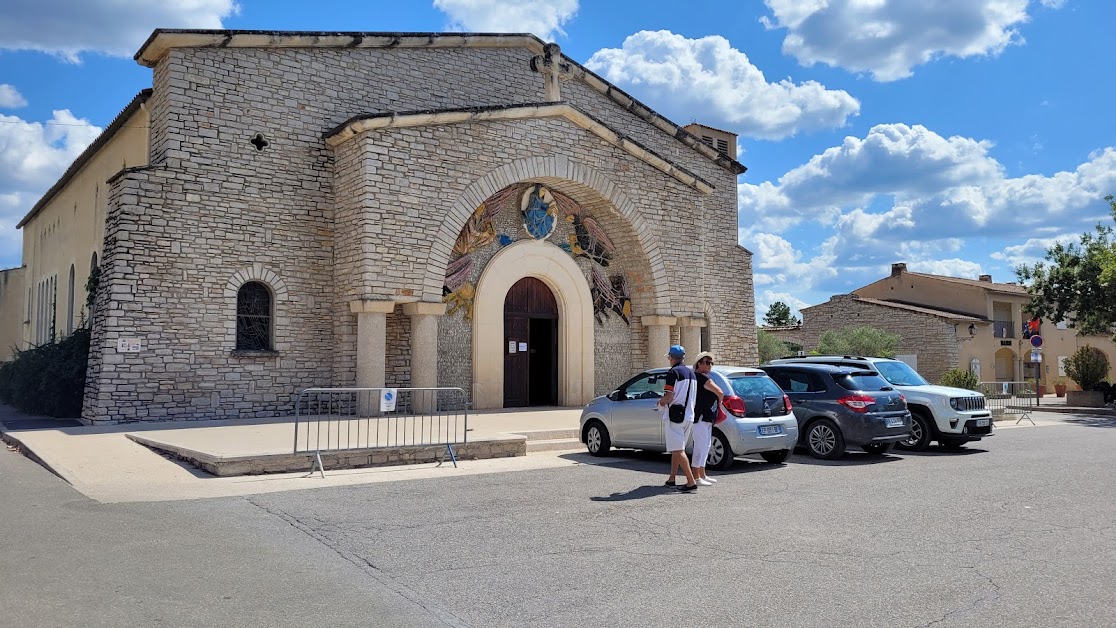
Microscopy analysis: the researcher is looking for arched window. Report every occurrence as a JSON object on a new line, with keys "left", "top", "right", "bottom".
{"left": 90, "top": 252, "right": 98, "bottom": 273}
{"left": 236, "top": 281, "right": 272, "bottom": 350}
{"left": 66, "top": 265, "right": 75, "bottom": 335}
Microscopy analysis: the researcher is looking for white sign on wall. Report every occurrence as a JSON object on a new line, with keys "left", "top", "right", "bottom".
{"left": 1058, "top": 356, "right": 1067, "bottom": 377}
{"left": 380, "top": 388, "right": 397, "bottom": 412}
{"left": 117, "top": 338, "right": 143, "bottom": 353}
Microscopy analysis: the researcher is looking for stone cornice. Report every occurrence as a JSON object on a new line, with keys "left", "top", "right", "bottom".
{"left": 325, "top": 102, "right": 716, "bottom": 194}
{"left": 135, "top": 30, "right": 546, "bottom": 67}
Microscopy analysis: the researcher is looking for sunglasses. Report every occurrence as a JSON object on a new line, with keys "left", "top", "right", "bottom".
{"left": 699, "top": 359, "right": 714, "bottom": 366}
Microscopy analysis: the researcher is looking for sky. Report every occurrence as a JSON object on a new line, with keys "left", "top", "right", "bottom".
{"left": 1, "top": 0, "right": 1114, "bottom": 321}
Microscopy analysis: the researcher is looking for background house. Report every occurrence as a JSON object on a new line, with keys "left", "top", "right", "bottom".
{"left": 765, "top": 263, "right": 1116, "bottom": 388}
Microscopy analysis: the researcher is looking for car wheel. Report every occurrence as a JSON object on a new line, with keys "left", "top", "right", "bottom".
{"left": 760, "top": 449, "right": 791, "bottom": 464}
{"left": 896, "top": 411, "right": 932, "bottom": 452}
{"left": 862, "top": 443, "right": 894, "bottom": 455}
{"left": 707, "top": 429, "right": 734, "bottom": 471}
{"left": 805, "top": 419, "right": 845, "bottom": 460}
{"left": 584, "top": 420, "right": 611, "bottom": 457}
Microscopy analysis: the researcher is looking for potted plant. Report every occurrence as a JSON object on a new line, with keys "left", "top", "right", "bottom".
{"left": 1052, "top": 376, "right": 1069, "bottom": 398}
{"left": 1065, "top": 345, "right": 1109, "bottom": 407}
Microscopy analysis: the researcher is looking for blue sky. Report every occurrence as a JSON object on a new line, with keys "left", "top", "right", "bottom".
{"left": 2, "top": 0, "right": 1114, "bottom": 320}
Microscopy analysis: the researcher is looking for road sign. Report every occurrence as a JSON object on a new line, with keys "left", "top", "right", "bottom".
{"left": 380, "top": 388, "right": 397, "bottom": 412}
{"left": 1030, "top": 335, "right": 1043, "bottom": 348}
{"left": 1030, "top": 350, "right": 1042, "bottom": 363}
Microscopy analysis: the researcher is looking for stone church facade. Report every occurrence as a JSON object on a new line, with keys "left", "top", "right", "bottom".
{"left": 13, "top": 30, "right": 756, "bottom": 424}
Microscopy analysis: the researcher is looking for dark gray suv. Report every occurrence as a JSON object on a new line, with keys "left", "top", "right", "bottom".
{"left": 760, "top": 364, "right": 912, "bottom": 460}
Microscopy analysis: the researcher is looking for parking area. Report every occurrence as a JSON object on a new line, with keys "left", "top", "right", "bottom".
{"left": 241, "top": 413, "right": 1116, "bottom": 627}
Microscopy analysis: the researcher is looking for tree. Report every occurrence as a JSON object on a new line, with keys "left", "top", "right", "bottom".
{"left": 757, "top": 329, "right": 790, "bottom": 363}
{"left": 1017, "top": 195, "right": 1116, "bottom": 338}
{"left": 1064, "top": 345, "right": 1109, "bottom": 391}
{"left": 814, "top": 326, "right": 900, "bottom": 358}
{"left": 763, "top": 301, "right": 799, "bottom": 327}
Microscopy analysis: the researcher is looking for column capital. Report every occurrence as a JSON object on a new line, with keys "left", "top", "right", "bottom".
{"left": 641, "top": 315, "right": 677, "bottom": 327}
{"left": 349, "top": 299, "right": 395, "bottom": 314}
{"left": 402, "top": 301, "right": 447, "bottom": 316}
{"left": 676, "top": 317, "right": 707, "bottom": 328}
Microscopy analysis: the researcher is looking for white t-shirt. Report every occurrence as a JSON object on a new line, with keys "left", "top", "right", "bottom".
{"left": 661, "top": 364, "right": 697, "bottom": 423}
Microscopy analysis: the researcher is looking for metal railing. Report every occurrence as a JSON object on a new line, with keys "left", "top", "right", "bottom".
{"left": 293, "top": 387, "right": 469, "bottom": 476}
{"left": 979, "top": 381, "right": 1037, "bottom": 425}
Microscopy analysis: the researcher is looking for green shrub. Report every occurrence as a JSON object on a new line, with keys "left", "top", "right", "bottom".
{"left": 0, "top": 328, "right": 90, "bottom": 418}
{"left": 940, "top": 368, "right": 980, "bottom": 391}
{"left": 1064, "top": 345, "right": 1109, "bottom": 391}
{"left": 757, "top": 329, "right": 790, "bottom": 364}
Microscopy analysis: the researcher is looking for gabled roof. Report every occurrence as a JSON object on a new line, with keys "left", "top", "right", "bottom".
{"left": 17, "top": 89, "right": 152, "bottom": 229}
{"left": 836, "top": 296, "right": 985, "bottom": 322}
{"left": 133, "top": 29, "right": 746, "bottom": 176}
{"left": 325, "top": 102, "right": 715, "bottom": 193}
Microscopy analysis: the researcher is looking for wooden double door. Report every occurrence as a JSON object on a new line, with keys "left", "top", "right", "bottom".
{"left": 503, "top": 277, "right": 558, "bottom": 407}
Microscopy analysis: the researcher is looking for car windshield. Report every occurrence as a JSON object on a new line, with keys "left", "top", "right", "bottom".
{"left": 834, "top": 372, "right": 893, "bottom": 391}
{"left": 873, "top": 361, "right": 929, "bottom": 386}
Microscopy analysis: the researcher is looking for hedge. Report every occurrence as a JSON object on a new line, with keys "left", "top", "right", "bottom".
{"left": 0, "top": 328, "right": 90, "bottom": 418}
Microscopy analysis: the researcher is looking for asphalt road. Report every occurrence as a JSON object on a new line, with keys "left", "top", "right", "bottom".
{"left": 4, "top": 413, "right": 1116, "bottom": 627}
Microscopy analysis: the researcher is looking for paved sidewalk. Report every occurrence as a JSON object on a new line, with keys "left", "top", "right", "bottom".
{"left": 0, "top": 404, "right": 586, "bottom": 504}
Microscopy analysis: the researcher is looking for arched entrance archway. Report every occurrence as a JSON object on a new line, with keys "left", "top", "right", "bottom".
{"left": 503, "top": 277, "right": 558, "bottom": 407}
{"left": 472, "top": 239, "right": 594, "bottom": 409}
{"left": 994, "top": 348, "right": 1016, "bottom": 381}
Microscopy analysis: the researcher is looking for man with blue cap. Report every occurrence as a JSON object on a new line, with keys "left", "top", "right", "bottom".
{"left": 657, "top": 344, "right": 698, "bottom": 492}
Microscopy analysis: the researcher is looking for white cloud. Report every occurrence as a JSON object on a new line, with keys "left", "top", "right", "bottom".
{"left": 585, "top": 30, "right": 860, "bottom": 140}
{"left": 739, "top": 229, "right": 838, "bottom": 293}
{"left": 433, "top": 0, "right": 578, "bottom": 41}
{"left": 0, "top": 1, "right": 237, "bottom": 61}
{"left": 990, "top": 235, "right": 1078, "bottom": 266}
{"left": 0, "top": 110, "right": 102, "bottom": 267}
{"left": 1040, "top": 0, "right": 1066, "bottom": 7}
{"left": 739, "top": 123, "right": 1116, "bottom": 244}
{"left": 907, "top": 258, "right": 984, "bottom": 278}
{"left": 760, "top": 0, "right": 1049, "bottom": 81}
{"left": 0, "top": 85, "right": 27, "bottom": 108}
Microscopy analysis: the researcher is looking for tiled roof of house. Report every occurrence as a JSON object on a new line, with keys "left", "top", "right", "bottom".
{"left": 853, "top": 296, "right": 985, "bottom": 321}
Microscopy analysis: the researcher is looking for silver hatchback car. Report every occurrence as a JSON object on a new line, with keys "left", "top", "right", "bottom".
{"left": 579, "top": 366, "right": 799, "bottom": 469}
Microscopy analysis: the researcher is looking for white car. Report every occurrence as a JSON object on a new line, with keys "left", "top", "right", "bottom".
{"left": 765, "top": 355, "right": 993, "bottom": 450}
{"left": 579, "top": 366, "right": 799, "bottom": 469}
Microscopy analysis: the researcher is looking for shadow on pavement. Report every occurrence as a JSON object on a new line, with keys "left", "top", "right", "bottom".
{"left": 893, "top": 446, "right": 990, "bottom": 457}
{"left": 1062, "top": 416, "right": 1116, "bottom": 428}
{"left": 789, "top": 451, "right": 903, "bottom": 466}
{"left": 560, "top": 449, "right": 787, "bottom": 477}
{"left": 590, "top": 485, "right": 675, "bottom": 502}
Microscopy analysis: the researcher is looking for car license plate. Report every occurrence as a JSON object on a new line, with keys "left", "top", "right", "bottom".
{"left": 885, "top": 417, "right": 905, "bottom": 428}
{"left": 976, "top": 418, "right": 990, "bottom": 427}
{"left": 758, "top": 425, "right": 782, "bottom": 436}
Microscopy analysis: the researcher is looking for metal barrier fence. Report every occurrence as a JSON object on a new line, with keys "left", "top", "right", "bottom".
{"left": 979, "top": 381, "right": 1037, "bottom": 425}
{"left": 293, "top": 387, "right": 469, "bottom": 476}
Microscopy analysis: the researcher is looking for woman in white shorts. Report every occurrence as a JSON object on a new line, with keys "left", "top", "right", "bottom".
{"left": 691, "top": 352, "right": 724, "bottom": 486}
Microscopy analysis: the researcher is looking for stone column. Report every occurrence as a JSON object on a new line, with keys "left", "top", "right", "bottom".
{"left": 678, "top": 317, "right": 706, "bottom": 356}
{"left": 642, "top": 315, "right": 677, "bottom": 368}
{"left": 403, "top": 301, "right": 447, "bottom": 413}
{"left": 351, "top": 299, "right": 395, "bottom": 414}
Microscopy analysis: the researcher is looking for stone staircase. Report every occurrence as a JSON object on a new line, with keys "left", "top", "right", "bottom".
{"left": 515, "top": 428, "right": 583, "bottom": 453}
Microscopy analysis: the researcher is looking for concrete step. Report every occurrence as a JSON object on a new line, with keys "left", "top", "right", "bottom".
{"left": 526, "top": 438, "right": 584, "bottom": 453}
{"left": 515, "top": 428, "right": 580, "bottom": 441}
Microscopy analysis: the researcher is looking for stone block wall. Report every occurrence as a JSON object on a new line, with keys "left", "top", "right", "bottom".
{"left": 86, "top": 42, "right": 748, "bottom": 421}
{"left": 794, "top": 294, "right": 960, "bottom": 382}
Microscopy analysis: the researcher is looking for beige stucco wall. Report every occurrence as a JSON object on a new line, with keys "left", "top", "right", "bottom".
{"left": 856, "top": 273, "right": 996, "bottom": 318}
{"left": 0, "top": 267, "right": 25, "bottom": 361}
{"left": 17, "top": 106, "right": 149, "bottom": 349}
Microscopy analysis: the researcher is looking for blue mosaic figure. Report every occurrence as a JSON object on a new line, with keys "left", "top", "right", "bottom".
{"left": 522, "top": 184, "right": 556, "bottom": 240}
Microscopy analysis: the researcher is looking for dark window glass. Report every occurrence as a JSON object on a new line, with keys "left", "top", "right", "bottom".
{"left": 728, "top": 375, "right": 788, "bottom": 416}
{"left": 834, "top": 372, "right": 893, "bottom": 391}
{"left": 236, "top": 281, "right": 272, "bottom": 350}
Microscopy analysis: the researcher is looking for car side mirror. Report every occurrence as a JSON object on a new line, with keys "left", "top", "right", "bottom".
{"left": 607, "top": 390, "right": 620, "bottom": 402}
